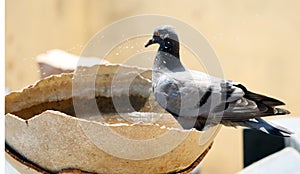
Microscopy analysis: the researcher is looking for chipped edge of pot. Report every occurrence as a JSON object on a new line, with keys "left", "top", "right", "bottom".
{"left": 6, "top": 110, "right": 217, "bottom": 173}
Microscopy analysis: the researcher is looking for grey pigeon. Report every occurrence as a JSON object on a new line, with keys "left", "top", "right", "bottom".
{"left": 145, "top": 25, "right": 292, "bottom": 137}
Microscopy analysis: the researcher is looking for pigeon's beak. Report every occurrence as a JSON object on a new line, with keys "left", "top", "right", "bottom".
{"left": 145, "top": 38, "right": 154, "bottom": 47}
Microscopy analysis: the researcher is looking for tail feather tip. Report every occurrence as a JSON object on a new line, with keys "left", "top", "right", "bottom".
{"left": 274, "top": 108, "right": 290, "bottom": 115}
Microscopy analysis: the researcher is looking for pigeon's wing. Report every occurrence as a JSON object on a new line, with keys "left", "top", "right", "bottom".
{"left": 153, "top": 70, "right": 241, "bottom": 117}
{"left": 190, "top": 70, "right": 289, "bottom": 120}
{"left": 153, "top": 72, "right": 216, "bottom": 129}
{"left": 153, "top": 74, "right": 183, "bottom": 116}
{"left": 153, "top": 70, "right": 289, "bottom": 121}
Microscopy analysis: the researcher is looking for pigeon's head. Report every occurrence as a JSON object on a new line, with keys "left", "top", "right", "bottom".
{"left": 145, "top": 25, "right": 180, "bottom": 57}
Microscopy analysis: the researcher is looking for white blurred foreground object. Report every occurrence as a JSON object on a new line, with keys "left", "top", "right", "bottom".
{"left": 36, "top": 49, "right": 109, "bottom": 78}
{"left": 5, "top": 160, "right": 20, "bottom": 174}
{"left": 272, "top": 117, "right": 300, "bottom": 153}
{"left": 242, "top": 118, "right": 300, "bottom": 173}
{"left": 238, "top": 147, "right": 300, "bottom": 174}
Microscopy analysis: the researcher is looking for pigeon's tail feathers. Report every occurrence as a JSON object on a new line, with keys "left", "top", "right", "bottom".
{"left": 234, "top": 84, "right": 285, "bottom": 106}
{"left": 234, "top": 118, "right": 293, "bottom": 137}
{"left": 245, "top": 91, "right": 285, "bottom": 107}
{"left": 249, "top": 93, "right": 290, "bottom": 116}
{"left": 274, "top": 107, "right": 290, "bottom": 115}
{"left": 255, "top": 102, "right": 290, "bottom": 117}
{"left": 231, "top": 84, "right": 290, "bottom": 117}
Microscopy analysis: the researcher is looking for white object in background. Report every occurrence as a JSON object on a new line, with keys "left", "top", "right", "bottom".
{"left": 37, "top": 49, "right": 109, "bottom": 70}
{"left": 270, "top": 117, "right": 300, "bottom": 153}
{"left": 5, "top": 160, "right": 20, "bottom": 174}
{"left": 238, "top": 147, "right": 300, "bottom": 174}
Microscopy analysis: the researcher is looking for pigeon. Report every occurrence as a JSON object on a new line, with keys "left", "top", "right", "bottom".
{"left": 145, "top": 25, "right": 292, "bottom": 137}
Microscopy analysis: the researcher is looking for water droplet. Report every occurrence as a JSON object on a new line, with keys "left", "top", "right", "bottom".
{"left": 116, "top": 53, "right": 119, "bottom": 56}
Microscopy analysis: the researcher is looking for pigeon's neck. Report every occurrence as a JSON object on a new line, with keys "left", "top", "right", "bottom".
{"left": 158, "top": 38, "right": 180, "bottom": 59}
{"left": 153, "top": 51, "right": 185, "bottom": 72}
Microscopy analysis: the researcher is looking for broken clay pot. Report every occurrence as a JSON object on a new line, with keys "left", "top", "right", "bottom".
{"left": 5, "top": 64, "right": 219, "bottom": 174}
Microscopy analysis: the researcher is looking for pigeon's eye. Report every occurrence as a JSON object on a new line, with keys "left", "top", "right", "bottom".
{"left": 154, "top": 32, "right": 160, "bottom": 37}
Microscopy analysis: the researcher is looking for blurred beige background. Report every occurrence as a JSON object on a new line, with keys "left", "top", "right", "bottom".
{"left": 6, "top": 0, "right": 300, "bottom": 173}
